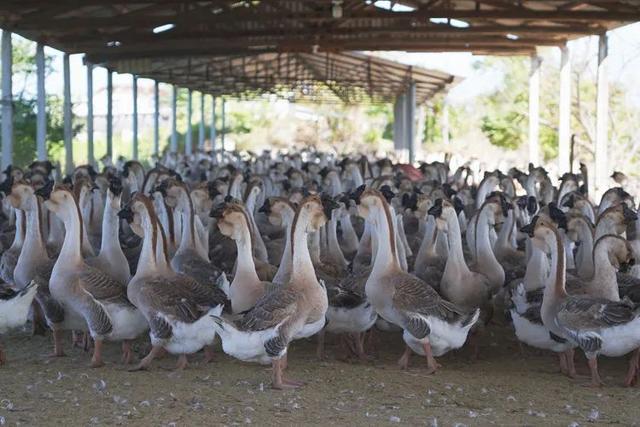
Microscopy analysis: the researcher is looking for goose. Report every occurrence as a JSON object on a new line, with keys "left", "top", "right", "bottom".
{"left": 85, "top": 177, "right": 130, "bottom": 285}
{"left": 353, "top": 187, "right": 479, "bottom": 371}
{"left": 8, "top": 180, "right": 64, "bottom": 344}
{"left": 0, "top": 206, "right": 24, "bottom": 285}
{"left": 0, "top": 281, "right": 38, "bottom": 365}
{"left": 430, "top": 197, "right": 494, "bottom": 357}
{"left": 121, "top": 193, "right": 227, "bottom": 370}
{"left": 594, "top": 202, "right": 637, "bottom": 240}
{"left": 259, "top": 197, "right": 296, "bottom": 285}
{"left": 526, "top": 216, "right": 640, "bottom": 387}
{"left": 212, "top": 194, "right": 333, "bottom": 389}
{"left": 160, "top": 179, "right": 223, "bottom": 287}
{"left": 44, "top": 185, "right": 148, "bottom": 367}
{"left": 211, "top": 200, "right": 274, "bottom": 313}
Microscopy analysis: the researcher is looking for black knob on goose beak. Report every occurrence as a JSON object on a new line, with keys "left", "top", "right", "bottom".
{"left": 349, "top": 184, "right": 366, "bottom": 205}
{"left": 623, "top": 204, "right": 638, "bottom": 223}
{"left": 153, "top": 181, "right": 168, "bottom": 197}
{"left": 428, "top": 198, "right": 444, "bottom": 218}
{"left": 379, "top": 185, "right": 395, "bottom": 204}
{"left": 117, "top": 206, "right": 134, "bottom": 223}
{"left": 108, "top": 176, "right": 123, "bottom": 197}
{"left": 519, "top": 215, "right": 539, "bottom": 237}
{"left": 209, "top": 203, "right": 226, "bottom": 219}
{"left": 258, "top": 199, "right": 271, "bottom": 215}
{"left": 453, "top": 196, "right": 465, "bottom": 215}
{"left": 402, "top": 193, "right": 418, "bottom": 211}
{"left": 34, "top": 179, "right": 54, "bottom": 200}
{"left": 321, "top": 194, "right": 339, "bottom": 219}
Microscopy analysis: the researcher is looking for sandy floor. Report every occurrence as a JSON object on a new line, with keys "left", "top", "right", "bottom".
{"left": 1, "top": 325, "right": 640, "bottom": 426}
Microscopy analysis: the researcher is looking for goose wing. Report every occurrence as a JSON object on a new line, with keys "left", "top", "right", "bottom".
{"left": 392, "top": 272, "right": 476, "bottom": 338}
{"left": 79, "top": 266, "right": 129, "bottom": 305}
{"left": 237, "top": 287, "right": 298, "bottom": 332}
{"left": 558, "top": 297, "right": 638, "bottom": 330}
{"left": 557, "top": 297, "right": 640, "bottom": 352}
{"left": 171, "top": 273, "right": 229, "bottom": 308}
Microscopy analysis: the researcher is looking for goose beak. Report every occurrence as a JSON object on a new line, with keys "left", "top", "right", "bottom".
{"left": 117, "top": 206, "right": 134, "bottom": 223}
{"left": 258, "top": 199, "right": 271, "bottom": 215}
{"left": 623, "top": 205, "right": 638, "bottom": 223}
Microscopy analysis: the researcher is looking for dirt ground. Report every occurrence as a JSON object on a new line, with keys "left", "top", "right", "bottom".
{"left": 1, "top": 324, "right": 640, "bottom": 426}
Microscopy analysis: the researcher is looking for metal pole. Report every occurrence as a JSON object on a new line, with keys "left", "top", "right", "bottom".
{"left": 153, "top": 81, "right": 159, "bottom": 156}
{"left": 86, "top": 62, "right": 94, "bottom": 166}
{"left": 170, "top": 86, "right": 177, "bottom": 153}
{"left": 63, "top": 53, "right": 73, "bottom": 174}
{"left": 186, "top": 89, "right": 193, "bottom": 155}
{"left": 558, "top": 44, "right": 571, "bottom": 174}
{"left": 132, "top": 75, "right": 138, "bottom": 160}
{"left": 221, "top": 98, "right": 226, "bottom": 151}
{"left": 442, "top": 99, "right": 450, "bottom": 146}
{"left": 406, "top": 82, "right": 416, "bottom": 164}
{"left": 198, "top": 92, "right": 205, "bottom": 149}
{"left": 210, "top": 95, "right": 217, "bottom": 152}
{"left": 1, "top": 31, "right": 13, "bottom": 169}
{"left": 528, "top": 54, "right": 542, "bottom": 166}
{"left": 106, "top": 69, "right": 113, "bottom": 159}
{"left": 595, "top": 33, "right": 609, "bottom": 198}
{"left": 36, "top": 43, "right": 47, "bottom": 160}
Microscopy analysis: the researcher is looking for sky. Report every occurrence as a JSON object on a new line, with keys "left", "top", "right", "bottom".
{"left": 10, "top": 22, "right": 640, "bottom": 110}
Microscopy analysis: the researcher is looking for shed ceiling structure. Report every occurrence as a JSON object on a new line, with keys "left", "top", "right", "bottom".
{"left": 0, "top": 1, "right": 638, "bottom": 101}
{"left": 106, "top": 52, "right": 457, "bottom": 103}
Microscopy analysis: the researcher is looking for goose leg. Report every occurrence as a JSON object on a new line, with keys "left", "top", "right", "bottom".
{"left": 50, "top": 328, "right": 66, "bottom": 357}
{"left": 31, "top": 302, "right": 47, "bottom": 336}
{"left": 271, "top": 357, "right": 304, "bottom": 390}
{"left": 421, "top": 340, "right": 441, "bottom": 374}
{"left": 624, "top": 348, "right": 640, "bottom": 387}
{"left": 90, "top": 339, "right": 105, "bottom": 368}
{"left": 129, "top": 345, "right": 163, "bottom": 371}
{"left": 203, "top": 345, "right": 215, "bottom": 363}
{"left": 397, "top": 345, "right": 412, "bottom": 370}
{"left": 558, "top": 352, "right": 568, "bottom": 375}
{"left": 0, "top": 341, "right": 6, "bottom": 365}
{"left": 175, "top": 354, "right": 189, "bottom": 370}
{"left": 586, "top": 357, "right": 603, "bottom": 387}
{"left": 121, "top": 340, "right": 134, "bottom": 365}
{"left": 564, "top": 349, "right": 577, "bottom": 378}
{"left": 354, "top": 332, "right": 368, "bottom": 361}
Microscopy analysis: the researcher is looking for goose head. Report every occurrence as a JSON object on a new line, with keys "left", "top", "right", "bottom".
{"left": 44, "top": 185, "right": 80, "bottom": 222}
{"left": 211, "top": 201, "right": 251, "bottom": 241}
{"left": 428, "top": 198, "right": 464, "bottom": 231}
{"left": 259, "top": 197, "right": 296, "bottom": 228}
{"left": 521, "top": 215, "right": 557, "bottom": 254}
{"left": 7, "top": 180, "right": 41, "bottom": 211}
{"left": 296, "top": 194, "right": 334, "bottom": 233}
{"left": 594, "top": 234, "right": 635, "bottom": 272}
{"left": 120, "top": 193, "right": 156, "bottom": 238}
{"left": 106, "top": 176, "right": 123, "bottom": 210}
{"left": 565, "top": 213, "right": 594, "bottom": 243}
{"left": 352, "top": 187, "right": 394, "bottom": 226}
{"left": 596, "top": 203, "right": 638, "bottom": 235}
{"left": 190, "top": 182, "right": 214, "bottom": 219}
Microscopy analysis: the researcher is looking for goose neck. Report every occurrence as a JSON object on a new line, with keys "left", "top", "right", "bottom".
{"left": 444, "top": 211, "right": 471, "bottom": 274}
{"left": 290, "top": 210, "right": 318, "bottom": 283}
{"left": 57, "top": 201, "right": 84, "bottom": 265}
{"left": 22, "top": 195, "right": 47, "bottom": 256}
{"left": 233, "top": 222, "right": 260, "bottom": 283}
{"left": 370, "top": 201, "right": 399, "bottom": 277}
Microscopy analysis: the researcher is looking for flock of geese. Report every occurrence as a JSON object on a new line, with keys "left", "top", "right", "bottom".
{"left": 1, "top": 152, "right": 640, "bottom": 389}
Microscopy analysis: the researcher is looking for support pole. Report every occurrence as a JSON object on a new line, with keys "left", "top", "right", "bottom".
{"left": 63, "top": 53, "right": 72, "bottom": 174}
{"left": 442, "top": 99, "right": 450, "bottom": 146}
{"left": 132, "top": 75, "right": 138, "bottom": 160}
{"left": 186, "top": 89, "right": 193, "bottom": 156}
{"left": 170, "top": 86, "right": 177, "bottom": 153}
{"left": 558, "top": 44, "right": 571, "bottom": 174}
{"left": 1, "top": 31, "right": 13, "bottom": 169}
{"left": 528, "top": 53, "right": 542, "bottom": 166}
{"left": 406, "top": 82, "right": 416, "bottom": 164}
{"left": 36, "top": 43, "right": 46, "bottom": 160}
{"left": 198, "top": 92, "right": 205, "bottom": 149}
{"left": 153, "top": 81, "right": 159, "bottom": 156}
{"left": 595, "top": 33, "right": 609, "bottom": 197}
{"left": 221, "top": 98, "right": 226, "bottom": 151}
{"left": 393, "top": 94, "right": 406, "bottom": 160}
{"left": 210, "top": 96, "right": 217, "bottom": 152}
{"left": 86, "top": 63, "right": 94, "bottom": 166}
{"left": 106, "top": 69, "right": 113, "bottom": 159}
